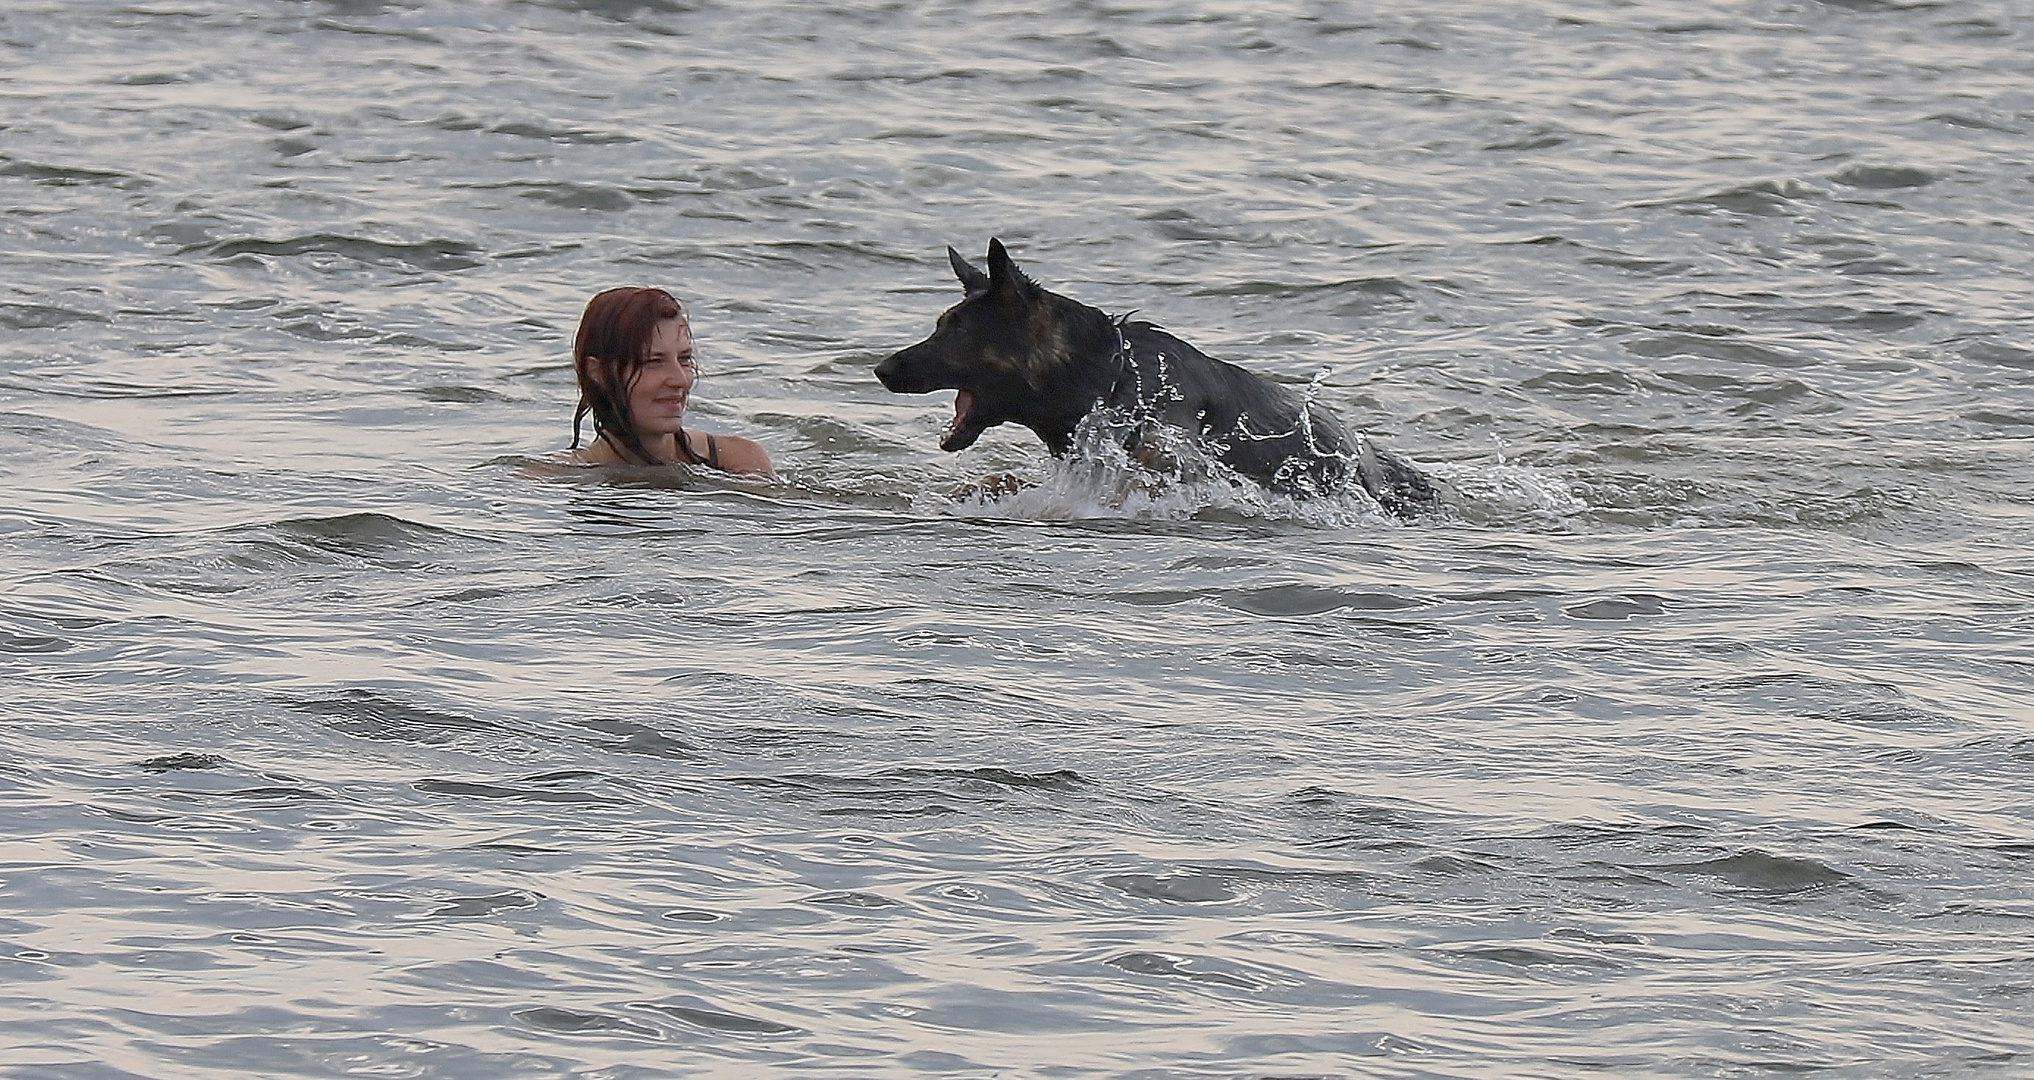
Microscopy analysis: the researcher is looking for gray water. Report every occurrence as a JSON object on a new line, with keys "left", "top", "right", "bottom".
{"left": 4, "top": 1, "right": 2033, "bottom": 1077}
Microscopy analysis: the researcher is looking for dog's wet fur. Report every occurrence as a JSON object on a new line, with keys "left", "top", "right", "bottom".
{"left": 875, "top": 239, "right": 1438, "bottom": 518}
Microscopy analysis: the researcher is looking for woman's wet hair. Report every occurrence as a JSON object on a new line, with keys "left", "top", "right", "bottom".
{"left": 571, "top": 286, "right": 686, "bottom": 463}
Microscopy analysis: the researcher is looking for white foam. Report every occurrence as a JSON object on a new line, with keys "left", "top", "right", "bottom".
{"left": 930, "top": 409, "right": 1403, "bottom": 528}
{"left": 1422, "top": 457, "right": 1586, "bottom": 528}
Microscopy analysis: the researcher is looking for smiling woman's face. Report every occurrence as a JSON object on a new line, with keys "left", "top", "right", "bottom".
{"left": 625, "top": 317, "right": 696, "bottom": 438}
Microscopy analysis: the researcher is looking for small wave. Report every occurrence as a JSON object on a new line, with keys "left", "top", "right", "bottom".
{"left": 1830, "top": 163, "right": 1936, "bottom": 190}
{"left": 0, "top": 302, "right": 108, "bottom": 330}
{"left": 459, "top": 180, "right": 638, "bottom": 211}
{"left": 240, "top": 512, "right": 468, "bottom": 564}
{"left": 1442, "top": 944, "right": 1622, "bottom": 970}
{"left": 192, "top": 234, "right": 483, "bottom": 273}
{"left": 1925, "top": 111, "right": 2024, "bottom": 133}
{"left": 486, "top": 120, "right": 638, "bottom": 145}
{"left": 1518, "top": 369, "right": 1651, "bottom": 396}
{"left": 533, "top": 0, "right": 700, "bottom": 22}
{"left": 1564, "top": 594, "right": 1670, "bottom": 620}
{"left": 0, "top": 629, "right": 71, "bottom": 655}
{"left": 752, "top": 412, "right": 906, "bottom": 454}
{"left": 1741, "top": 303, "right": 1925, "bottom": 331}
{"left": 1638, "top": 178, "right": 1824, "bottom": 217}
{"left": 894, "top": 766, "right": 1084, "bottom": 790}
{"left": 1623, "top": 333, "right": 1816, "bottom": 368}
{"left": 749, "top": 238, "right": 923, "bottom": 266}
{"left": 0, "top": 156, "right": 144, "bottom": 188}
{"left": 306, "top": 18, "right": 443, "bottom": 43}
{"left": 0, "top": 376, "right": 239, "bottom": 401}
{"left": 1652, "top": 849, "right": 1852, "bottom": 894}
{"left": 1581, "top": 252, "right": 1692, "bottom": 277}
{"left": 1101, "top": 872, "right": 1235, "bottom": 904}
{"left": 414, "top": 384, "right": 511, "bottom": 403}
{"left": 1220, "top": 584, "right": 1427, "bottom": 616}
{"left": 201, "top": 785, "right": 331, "bottom": 803}
{"left": 804, "top": 890, "right": 905, "bottom": 909}
{"left": 520, "top": 182, "right": 630, "bottom": 211}
{"left": 136, "top": 753, "right": 227, "bottom": 772}
{"left": 731, "top": 766, "right": 1080, "bottom": 816}
{"left": 1966, "top": 409, "right": 2034, "bottom": 430}
{"left": 1107, "top": 951, "right": 1262, "bottom": 989}
{"left": 1959, "top": 341, "right": 2034, "bottom": 370}
{"left": 414, "top": 777, "right": 621, "bottom": 804}
{"left": 513, "top": 1006, "right": 659, "bottom": 1038}
{"left": 572, "top": 717, "right": 701, "bottom": 760}
{"left": 632, "top": 1002, "right": 800, "bottom": 1036}
{"left": 289, "top": 689, "right": 500, "bottom": 745}
{"left": 1189, "top": 276, "right": 1413, "bottom": 303}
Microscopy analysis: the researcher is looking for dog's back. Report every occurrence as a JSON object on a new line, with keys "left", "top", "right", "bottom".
{"left": 1102, "top": 320, "right": 1435, "bottom": 513}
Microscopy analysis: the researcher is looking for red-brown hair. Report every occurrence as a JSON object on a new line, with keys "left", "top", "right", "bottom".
{"left": 571, "top": 287, "right": 686, "bottom": 463}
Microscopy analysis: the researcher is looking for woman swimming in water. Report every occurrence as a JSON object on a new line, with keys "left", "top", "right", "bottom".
{"left": 568, "top": 286, "right": 774, "bottom": 475}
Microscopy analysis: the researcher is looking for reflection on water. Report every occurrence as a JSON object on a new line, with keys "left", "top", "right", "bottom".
{"left": 2, "top": 0, "right": 2032, "bottom": 1077}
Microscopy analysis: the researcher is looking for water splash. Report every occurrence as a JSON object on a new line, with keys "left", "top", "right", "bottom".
{"left": 931, "top": 406, "right": 1402, "bottom": 528}
{"left": 1425, "top": 457, "right": 1586, "bottom": 528}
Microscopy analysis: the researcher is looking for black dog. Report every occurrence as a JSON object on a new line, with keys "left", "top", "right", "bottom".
{"left": 875, "top": 239, "right": 1437, "bottom": 517}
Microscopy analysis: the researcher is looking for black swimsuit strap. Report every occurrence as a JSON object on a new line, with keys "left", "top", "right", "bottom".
{"left": 674, "top": 427, "right": 721, "bottom": 470}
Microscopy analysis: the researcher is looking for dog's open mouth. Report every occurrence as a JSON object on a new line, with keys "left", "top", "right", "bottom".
{"left": 941, "top": 389, "right": 990, "bottom": 452}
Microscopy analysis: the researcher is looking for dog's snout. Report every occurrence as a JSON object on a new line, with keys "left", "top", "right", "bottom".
{"left": 874, "top": 350, "right": 904, "bottom": 390}
{"left": 874, "top": 345, "right": 928, "bottom": 393}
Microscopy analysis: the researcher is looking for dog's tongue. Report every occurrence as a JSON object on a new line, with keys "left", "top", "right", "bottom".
{"left": 940, "top": 389, "right": 981, "bottom": 452}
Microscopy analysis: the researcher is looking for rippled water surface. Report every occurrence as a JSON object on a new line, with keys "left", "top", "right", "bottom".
{"left": 4, "top": 1, "right": 2033, "bottom": 1077}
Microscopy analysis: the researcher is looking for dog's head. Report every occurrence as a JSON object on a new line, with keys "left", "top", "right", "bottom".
{"left": 875, "top": 238, "right": 1064, "bottom": 452}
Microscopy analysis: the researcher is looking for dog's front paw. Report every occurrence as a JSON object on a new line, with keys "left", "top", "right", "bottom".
{"left": 949, "top": 472, "right": 1029, "bottom": 501}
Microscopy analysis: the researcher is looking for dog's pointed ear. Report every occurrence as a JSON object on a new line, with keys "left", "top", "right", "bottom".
{"left": 948, "top": 246, "right": 990, "bottom": 296}
{"left": 985, "top": 238, "right": 1037, "bottom": 297}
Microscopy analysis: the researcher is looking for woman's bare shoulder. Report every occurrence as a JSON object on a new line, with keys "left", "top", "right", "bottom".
{"left": 713, "top": 433, "right": 775, "bottom": 478}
